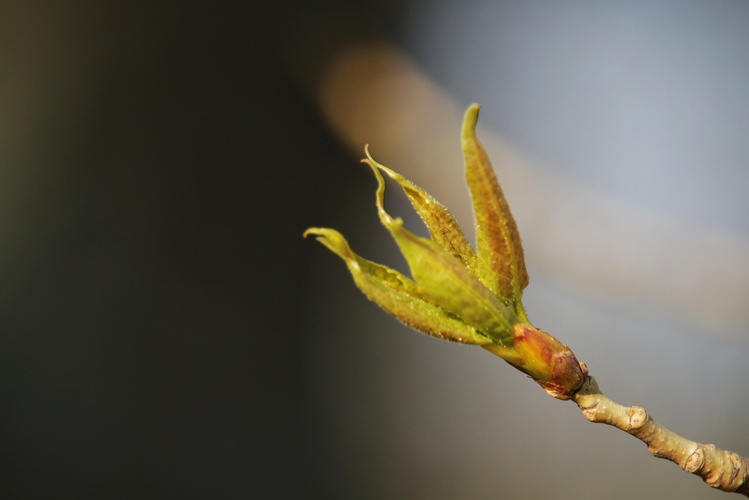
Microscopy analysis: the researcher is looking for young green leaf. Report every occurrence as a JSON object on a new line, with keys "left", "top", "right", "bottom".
{"left": 304, "top": 227, "right": 492, "bottom": 345}
{"left": 463, "top": 104, "right": 528, "bottom": 316}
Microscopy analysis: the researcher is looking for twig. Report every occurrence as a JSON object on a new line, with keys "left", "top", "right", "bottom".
{"left": 573, "top": 375, "right": 749, "bottom": 495}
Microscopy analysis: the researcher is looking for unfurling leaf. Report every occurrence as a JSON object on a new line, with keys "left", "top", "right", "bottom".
{"left": 303, "top": 227, "right": 491, "bottom": 345}
{"left": 462, "top": 104, "right": 528, "bottom": 319}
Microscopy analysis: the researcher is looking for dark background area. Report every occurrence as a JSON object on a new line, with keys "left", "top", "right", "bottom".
{"left": 0, "top": 2, "right": 399, "bottom": 497}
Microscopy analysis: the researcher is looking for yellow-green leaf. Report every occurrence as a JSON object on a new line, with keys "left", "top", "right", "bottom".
{"left": 368, "top": 165, "right": 515, "bottom": 345}
{"left": 462, "top": 104, "right": 529, "bottom": 307}
{"left": 363, "top": 147, "right": 478, "bottom": 272}
{"left": 303, "top": 227, "right": 491, "bottom": 345}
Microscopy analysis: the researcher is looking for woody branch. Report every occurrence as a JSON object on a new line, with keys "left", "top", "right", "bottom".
{"left": 573, "top": 375, "right": 749, "bottom": 495}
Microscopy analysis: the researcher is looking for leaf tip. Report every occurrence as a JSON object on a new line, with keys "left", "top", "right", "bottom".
{"left": 462, "top": 103, "right": 481, "bottom": 138}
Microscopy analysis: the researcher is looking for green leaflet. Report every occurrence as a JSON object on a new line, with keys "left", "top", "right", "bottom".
{"left": 363, "top": 147, "right": 478, "bottom": 272}
{"left": 462, "top": 104, "right": 529, "bottom": 320}
{"left": 367, "top": 163, "right": 514, "bottom": 345}
{"left": 303, "top": 227, "right": 491, "bottom": 345}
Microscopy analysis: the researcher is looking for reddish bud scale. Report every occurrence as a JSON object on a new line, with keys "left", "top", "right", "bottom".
{"left": 483, "top": 324, "right": 587, "bottom": 400}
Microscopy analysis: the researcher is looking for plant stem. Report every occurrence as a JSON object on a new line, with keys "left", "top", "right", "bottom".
{"left": 573, "top": 375, "right": 749, "bottom": 495}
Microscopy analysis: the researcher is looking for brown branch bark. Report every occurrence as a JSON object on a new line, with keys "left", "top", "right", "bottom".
{"left": 572, "top": 375, "right": 749, "bottom": 495}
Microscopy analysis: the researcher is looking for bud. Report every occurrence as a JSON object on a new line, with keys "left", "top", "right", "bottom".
{"left": 483, "top": 324, "right": 588, "bottom": 399}
{"left": 305, "top": 104, "right": 587, "bottom": 398}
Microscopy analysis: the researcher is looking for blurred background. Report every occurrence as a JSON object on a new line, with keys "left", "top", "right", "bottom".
{"left": 1, "top": 1, "right": 748, "bottom": 498}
